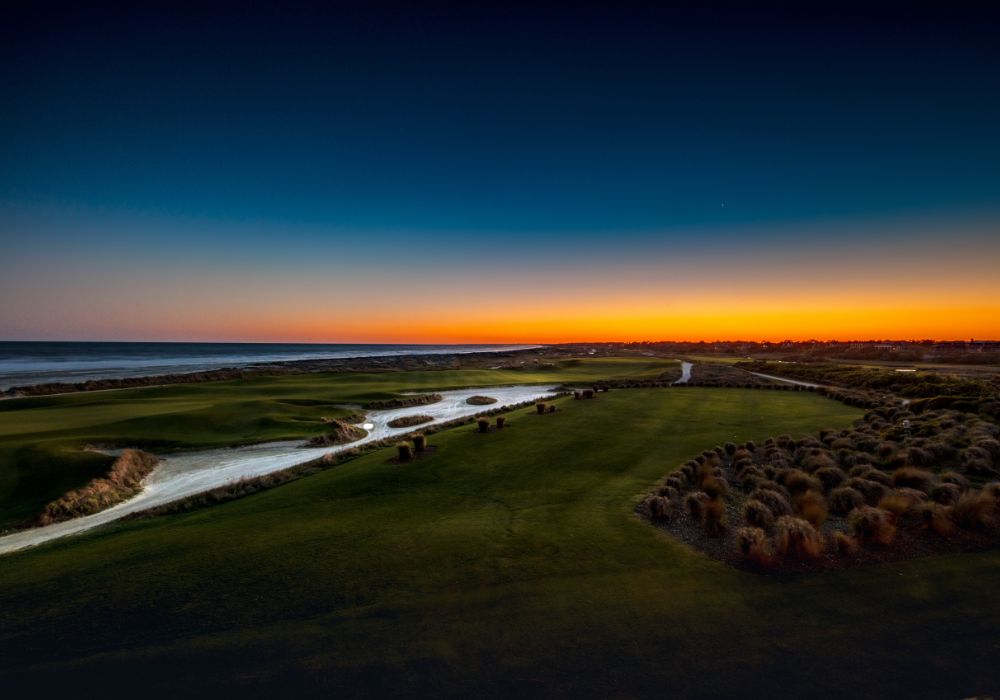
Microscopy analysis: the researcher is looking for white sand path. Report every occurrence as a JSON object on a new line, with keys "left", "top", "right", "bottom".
{"left": 0, "top": 384, "right": 558, "bottom": 556}
{"left": 674, "top": 361, "right": 693, "bottom": 384}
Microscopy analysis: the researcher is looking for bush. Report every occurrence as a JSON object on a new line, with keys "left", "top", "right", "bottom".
{"left": 917, "top": 502, "right": 956, "bottom": 536}
{"left": 930, "top": 482, "right": 962, "bottom": 505}
{"left": 702, "top": 476, "right": 727, "bottom": 500}
{"left": 814, "top": 466, "right": 846, "bottom": 492}
{"left": 648, "top": 495, "right": 674, "bottom": 521}
{"left": 751, "top": 488, "right": 792, "bottom": 517}
{"left": 477, "top": 418, "right": 490, "bottom": 433}
{"left": 845, "top": 477, "right": 890, "bottom": 505}
{"left": 412, "top": 433, "right": 426, "bottom": 452}
{"left": 774, "top": 516, "right": 824, "bottom": 560}
{"left": 892, "top": 467, "right": 936, "bottom": 493}
{"left": 796, "top": 490, "right": 828, "bottom": 528}
{"left": 829, "top": 486, "right": 865, "bottom": 515}
{"left": 784, "top": 468, "right": 820, "bottom": 495}
{"left": 466, "top": 395, "right": 498, "bottom": 405}
{"left": 496, "top": 416, "right": 506, "bottom": 429}
{"left": 703, "top": 497, "right": 726, "bottom": 536}
{"left": 743, "top": 499, "right": 775, "bottom": 529}
{"left": 396, "top": 442, "right": 413, "bottom": 462}
{"left": 848, "top": 506, "right": 896, "bottom": 545}
{"left": 939, "top": 471, "right": 969, "bottom": 490}
{"left": 951, "top": 491, "right": 997, "bottom": 530}
{"left": 834, "top": 531, "right": 859, "bottom": 555}
{"left": 387, "top": 414, "right": 434, "bottom": 429}
{"left": 878, "top": 489, "right": 923, "bottom": 519}
{"left": 685, "top": 491, "right": 710, "bottom": 520}
{"left": 735, "top": 527, "right": 773, "bottom": 566}
{"left": 536, "top": 403, "right": 547, "bottom": 415}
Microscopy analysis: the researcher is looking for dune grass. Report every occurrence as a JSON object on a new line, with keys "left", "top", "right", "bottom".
{"left": 0, "top": 358, "right": 676, "bottom": 529}
{"left": 1, "top": 388, "right": 998, "bottom": 697}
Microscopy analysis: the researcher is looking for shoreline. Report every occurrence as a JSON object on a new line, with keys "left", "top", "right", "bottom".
{"left": 0, "top": 345, "right": 587, "bottom": 398}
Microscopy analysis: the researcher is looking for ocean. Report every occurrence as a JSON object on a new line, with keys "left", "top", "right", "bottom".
{"left": 0, "top": 342, "right": 540, "bottom": 390}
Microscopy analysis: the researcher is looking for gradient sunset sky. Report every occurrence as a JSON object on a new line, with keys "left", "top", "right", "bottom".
{"left": 2, "top": 1, "right": 999, "bottom": 343}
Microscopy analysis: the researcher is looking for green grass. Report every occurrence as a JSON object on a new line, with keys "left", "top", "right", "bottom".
{"left": 2, "top": 387, "right": 997, "bottom": 697}
{"left": 0, "top": 358, "right": 675, "bottom": 529}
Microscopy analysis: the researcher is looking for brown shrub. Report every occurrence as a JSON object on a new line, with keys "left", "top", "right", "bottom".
{"left": 834, "top": 532, "right": 859, "bottom": 556}
{"left": 848, "top": 506, "right": 896, "bottom": 546}
{"left": 39, "top": 449, "right": 160, "bottom": 525}
{"left": 930, "top": 482, "right": 962, "bottom": 505}
{"left": 784, "top": 468, "right": 821, "bottom": 495}
{"left": 735, "top": 527, "right": 774, "bottom": 566}
{"left": 878, "top": 489, "right": 924, "bottom": 519}
{"left": 939, "top": 471, "right": 969, "bottom": 490}
{"left": 536, "top": 403, "right": 547, "bottom": 415}
{"left": 684, "top": 491, "right": 710, "bottom": 520}
{"left": 396, "top": 442, "right": 413, "bottom": 462}
{"left": 743, "top": 499, "right": 775, "bottom": 529}
{"left": 814, "top": 466, "right": 846, "bottom": 492}
{"left": 702, "top": 476, "right": 727, "bottom": 500}
{"left": 751, "top": 488, "right": 793, "bottom": 517}
{"left": 703, "top": 497, "right": 726, "bottom": 536}
{"left": 892, "top": 467, "right": 936, "bottom": 493}
{"left": 795, "top": 490, "right": 828, "bottom": 528}
{"left": 648, "top": 495, "right": 674, "bottom": 521}
{"left": 951, "top": 491, "right": 997, "bottom": 530}
{"left": 773, "top": 516, "right": 824, "bottom": 560}
{"left": 844, "top": 477, "right": 890, "bottom": 506}
{"left": 496, "top": 416, "right": 506, "bottom": 429}
{"left": 917, "top": 502, "right": 956, "bottom": 536}
{"left": 412, "top": 434, "right": 426, "bottom": 452}
{"left": 829, "top": 486, "right": 865, "bottom": 515}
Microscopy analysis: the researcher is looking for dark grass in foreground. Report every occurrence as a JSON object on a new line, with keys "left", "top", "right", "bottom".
{"left": 2, "top": 389, "right": 1000, "bottom": 697}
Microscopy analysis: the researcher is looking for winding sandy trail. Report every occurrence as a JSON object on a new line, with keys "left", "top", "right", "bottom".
{"left": 674, "top": 361, "right": 693, "bottom": 384}
{"left": 0, "top": 384, "right": 558, "bottom": 556}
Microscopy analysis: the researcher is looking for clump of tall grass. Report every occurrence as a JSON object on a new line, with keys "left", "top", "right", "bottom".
{"left": 930, "top": 482, "right": 962, "bottom": 505}
{"left": 795, "top": 490, "right": 828, "bottom": 528}
{"left": 774, "top": 516, "right": 824, "bottom": 560}
{"left": 735, "top": 527, "right": 774, "bottom": 567}
{"left": 412, "top": 433, "right": 426, "bottom": 452}
{"left": 742, "top": 499, "right": 775, "bottom": 529}
{"left": 916, "top": 501, "right": 956, "bottom": 536}
{"left": 536, "top": 403, "right": 547, "bottom": 415}
{"left": 848, "top": 506, "right": 896, "bottom": 546}
{"left": 829, "top": 486, "right": 864, "bottom": 515}
{"left": 783, "top": 468, "right": 820, "bottom": 495}
{"left": 950, "top": 490, "right": 997, "bottom": 530}
{"left": 39, "top": 449, "right": 161, "bottom": 525}
{"left": 844, "top": 477, "right": 890, "bottom": 505}
{"left": 833, "top": 531, "right": 859, "bottom": 555}
{"left": 647, "top": 495, "right": 674, "bottom": 521}
{"left": 477, "top": 418, "right": 490, "bottom": 433}
{"left": 814, "top": 466, "right": 846, "bottom": 492}
{"left": 703, "top": 497, "right": 726, "bottom": 536}
{"left": 684, "top": 491, "right": 710, "bottom": 520}
{"left": 396, "top": 442, "right": 413, "bottom": 462}
{"left": 892, "top": 467, "right": 936, "bottom": 493}
{"left": 496, "top": 416, "right": 506, "bottom": 429}
{"left": 750, "top": 486, "right": 792, "bottom": 517}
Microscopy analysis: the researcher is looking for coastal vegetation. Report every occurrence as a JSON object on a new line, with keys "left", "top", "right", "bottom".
{"left": 641, "top": 395, "right": 1000, "bottom": 571}
{"left": 363, "top": 393, "right": 443, "bottom": 410}
{"left": 466, "top": 395, "right": 498, "bottom": 405}
{"left": 387, "top": 414, "right": 433, "bottom": 428}
{"left": 38, "top": 449, "right": 159, "bottom": 525}
{"left": 305, "top": 419, "right": 367, "bottom": 447}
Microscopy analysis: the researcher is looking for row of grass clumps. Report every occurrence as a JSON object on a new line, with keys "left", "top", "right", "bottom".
{"left": 125, "top": 392, "right": 570, "bottom": 521}
{"left": 387, "top": 414, "right": 434, "bottom": 429}
{"left": 39, "top": 449, "right": 160, "bottom": 525}
{"left": 640, "top": 402, "right": 1000, "bottom": 572}
{"left": 363, "top": 393, "right": 443, "bottom": 410}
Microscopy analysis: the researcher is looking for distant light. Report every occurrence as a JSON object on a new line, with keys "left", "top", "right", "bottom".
{"left": 895, "top": 369, "right": 917, "bottom": 372}
{"left": 363, "top": 422, "right": 374, "bottom": 430}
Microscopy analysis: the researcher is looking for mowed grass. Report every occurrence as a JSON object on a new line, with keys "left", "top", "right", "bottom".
{"left": 0, "top": 357, "right": 675, "bottom": 528}
{"left": 2, "top": 388, "right": 997, "bottom": 697}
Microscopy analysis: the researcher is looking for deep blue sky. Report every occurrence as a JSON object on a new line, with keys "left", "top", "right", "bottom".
{"left": 3, "top": 1, "right": 998, "bottom": 236}
{"left": 2, "top": 1, "right": 999, "bottom": 341}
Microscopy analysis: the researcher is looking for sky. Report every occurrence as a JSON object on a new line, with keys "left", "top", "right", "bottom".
{"left": 2, "top": 0, "right": 999, "bottom": 343}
